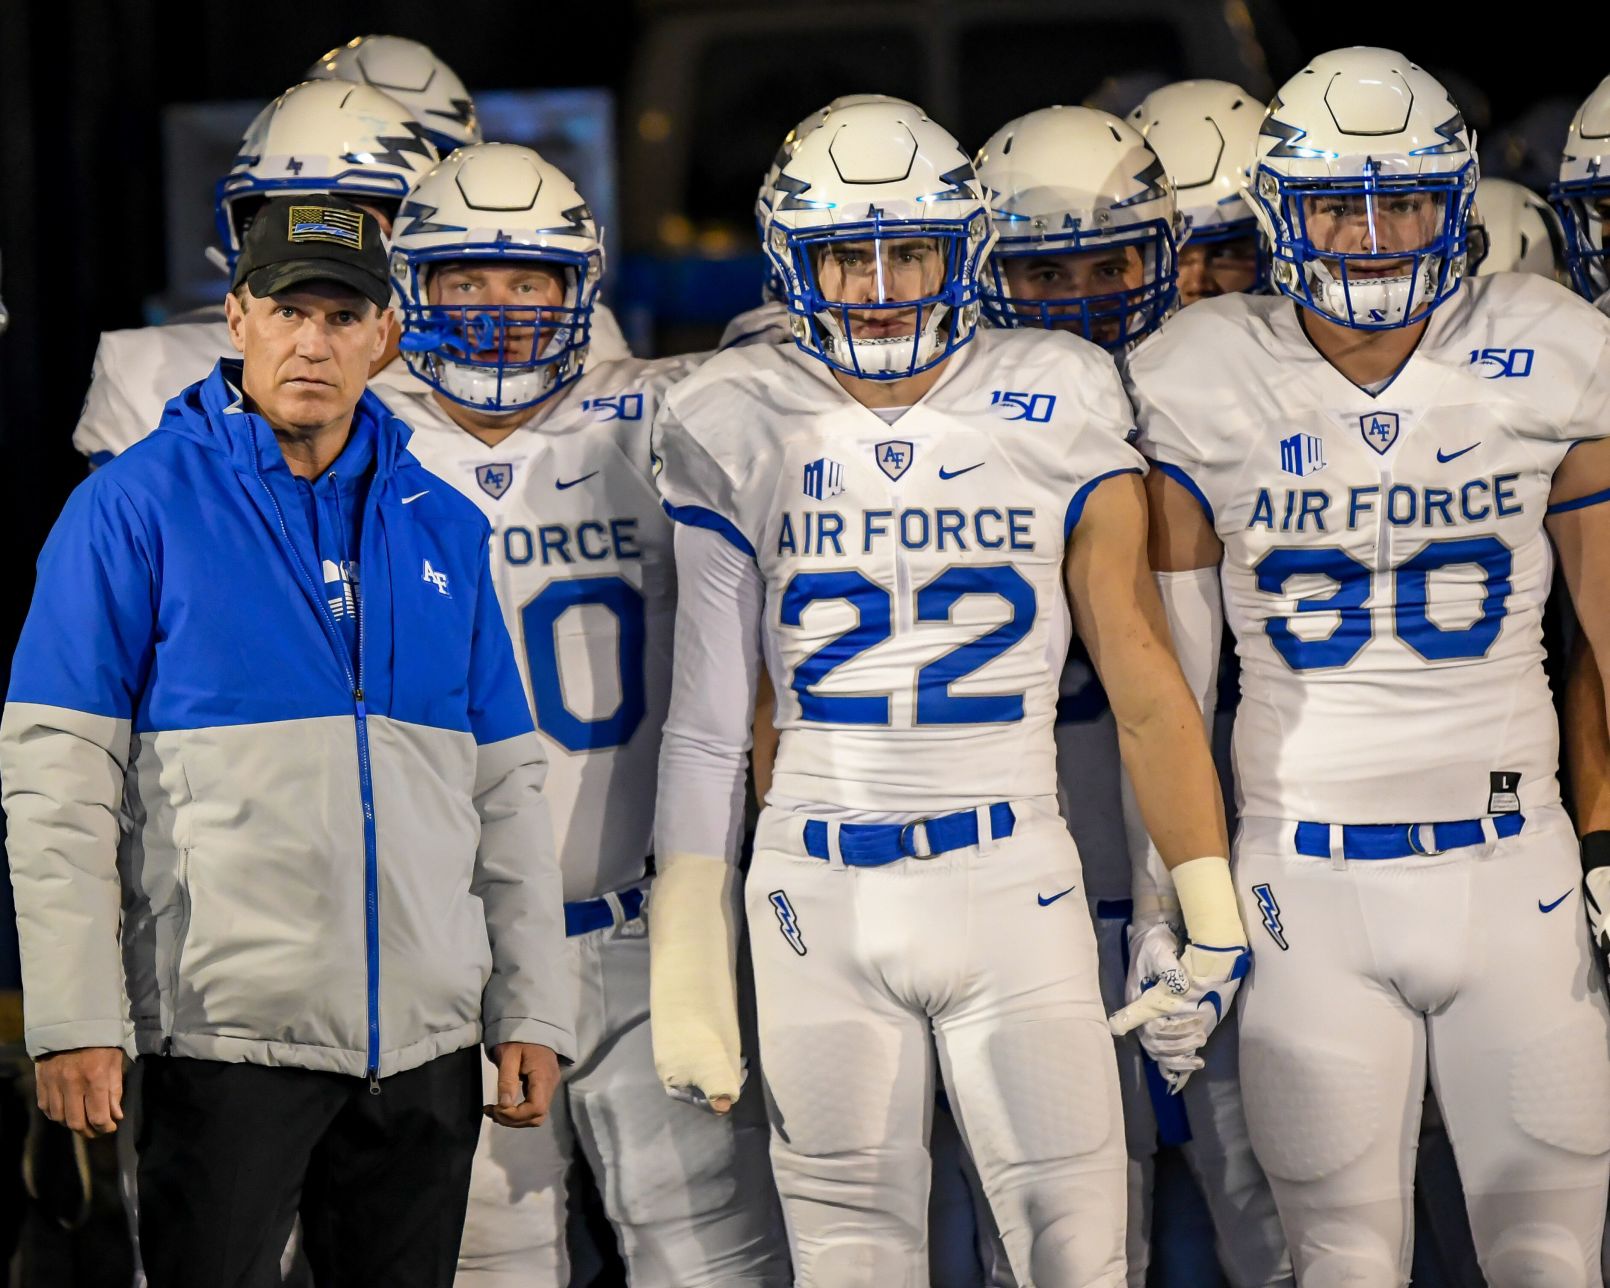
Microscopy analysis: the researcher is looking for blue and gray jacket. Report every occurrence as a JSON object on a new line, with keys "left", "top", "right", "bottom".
{"left": 2, "top": 361, "right": 575, "bottom": 1078}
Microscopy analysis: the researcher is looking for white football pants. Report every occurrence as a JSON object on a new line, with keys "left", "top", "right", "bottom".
{"left": 747, "top": 800, "right": 1127, "bottom": 1288}
{"left": 1235, "top": 808, "right": 1610, "bottom": 1288}
{"left": 455, "top": 906, "right": 788, "bottom": 1287}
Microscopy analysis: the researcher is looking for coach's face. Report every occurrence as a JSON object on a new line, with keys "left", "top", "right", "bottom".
{"left": 227, "top": 282, "right": 393, "bottom": 434}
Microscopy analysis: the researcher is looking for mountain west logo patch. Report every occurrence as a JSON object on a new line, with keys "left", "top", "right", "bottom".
{"left": 287, "top": 205, "right": 363, "bottom": 249}
{"left": 1359, "top": 412, "right": 1399, "bottom": 455}
{"left": 476, "top": 463, "right": 514, "bottom": 500}
{"left": 874, "top": 439, "right": 914, "bottom": 481}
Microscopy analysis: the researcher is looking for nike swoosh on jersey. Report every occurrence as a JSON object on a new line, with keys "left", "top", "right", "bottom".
{"left": 1036, "top": 886, "right": 1076, "bottom": 907}
{"left": 401, "top": 491, "right": 430, "bottom": 504}
{"left": 556, "top": 472, "right": 599, "bottom": 490}
{"left": 1436, "top": 443, "right": 1480, "bottom": 463}
{"left": 938, "top": 463, "right": 984, "bottom": 480}
{"left": 1539, "top": 890, "right": 1573, "bottom": 913}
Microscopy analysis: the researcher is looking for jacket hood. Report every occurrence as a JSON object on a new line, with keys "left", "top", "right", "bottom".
{"left": 155, "top": 359, "right": 413, "bottom": 483}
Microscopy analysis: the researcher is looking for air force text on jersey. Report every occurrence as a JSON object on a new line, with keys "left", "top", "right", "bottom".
{"left": 776, "top": 505, "right": 1037, "bottom": 557}
{"left": 1247, "top": 474, "right": 1523, "bottom": 533}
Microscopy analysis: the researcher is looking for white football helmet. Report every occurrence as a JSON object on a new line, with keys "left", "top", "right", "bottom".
{"left": 0, "top": 250, "right": 9, "bottom": 336}
{"left": 764, "top": 101, "right": 993, "bottom": 379}
{"left": 1251, "top": 47, "right": 1478, "bottom": 329}
{"left": 215, "top": 80, "right": 439, "bottom": 268}
{"left": 392, "top": 143, "right": 603, "bottom": 412}
{"left": 1130, "top": 80, "right": 1267, "bottom": 294}
{"left": 307, "top": 36, "right": 480, "bottom": 155}
{"left": 1469, "top": 178, "right": 1563, "bottom": 278}
{"left": 975, "top": 106, "right": 1183, "bottom": 351}
{"left": 754, "top": 94, "right": 924, "bottom": 302}
{"left": 1550, "top": 74, "right": 1610, "bottom": 302}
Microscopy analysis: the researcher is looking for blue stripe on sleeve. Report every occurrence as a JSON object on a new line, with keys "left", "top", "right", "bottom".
{"left": 661, "top": 500, "right": 757, "bottom": 558}
{"left": 1064, "top": 468, "right": 1144, "bottom": 538}
{"left": 1150, "top": 460, "right": 1216, "bottom": 527}
{"left": 1546, "top": 486, "right": 1610, "bottom": 516}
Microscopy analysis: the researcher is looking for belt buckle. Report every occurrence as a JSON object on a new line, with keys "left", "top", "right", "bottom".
{"left": 899, "top": 820, "right": 935, "bottom": 860}
{"left": 1407, "top": 823, "right": 1444, "bottom": 857}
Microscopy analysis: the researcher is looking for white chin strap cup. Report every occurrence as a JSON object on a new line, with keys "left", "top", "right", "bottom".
{"left": 816, "top": 302, "right": 950, "bottom": 375}
{"left": 1309, "top": 256, "right": 1439, "bottom": 327}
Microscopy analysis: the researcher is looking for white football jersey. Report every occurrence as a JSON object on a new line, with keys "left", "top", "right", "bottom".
{"left": 655, "top": 328, "right": 1144, "bottom": 816}
{"left": 394, "top": 356, "right": 692, "bottom": 901}
{"left": 71, "top": 305, "right": 633, "bottom": 463}
{"left": 1128, "top": 273, "right": 1610, "bottom": 824}
{"left": 718, "top": 300, "right": 791, "bottom": 350}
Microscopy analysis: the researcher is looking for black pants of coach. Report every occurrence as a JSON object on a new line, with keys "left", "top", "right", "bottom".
{"left": 136, "top": 1046, "right": 482, "bottom": 1288}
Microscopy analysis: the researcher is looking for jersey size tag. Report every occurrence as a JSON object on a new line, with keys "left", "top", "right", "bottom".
{"left": 1488, "top": 771, "right": 1522, "bottom": 814}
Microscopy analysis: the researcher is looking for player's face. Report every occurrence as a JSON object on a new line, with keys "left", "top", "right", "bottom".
{"left": 1303, "top": 192, "right": 1443, "bottom": 276}
{"left": 427, "top": 261, "right": 569, "bottom": 361}
{"left": 1594, "top": 197, "right": 1610, "bottom": 250}
{"left": 999, "top": 246, "right": 1145, "bottom": 344}
{"left": 229, "top": 282, "right": 391, "bottom": 433}
{"left": 1177, "top": 234, "right": 1259, "bottom": 306}
{"left": 813, "top": 237, "right": 946, "bottom": 338}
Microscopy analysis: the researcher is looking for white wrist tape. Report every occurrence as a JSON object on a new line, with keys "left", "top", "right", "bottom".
{"left": 648, "top": 851, "right": 743, "bottom": 1103}
{"left": 1170, "top": 855, "right": 1247, "bottom": 949}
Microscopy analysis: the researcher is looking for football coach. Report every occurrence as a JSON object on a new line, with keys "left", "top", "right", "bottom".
{"left": 1, "top": 196, "right": 574, "bottom": 1287}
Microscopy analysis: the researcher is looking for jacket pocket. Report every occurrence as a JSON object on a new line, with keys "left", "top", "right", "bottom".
{"left": 162, "top": 845, "right": 193, "bottom": 1049}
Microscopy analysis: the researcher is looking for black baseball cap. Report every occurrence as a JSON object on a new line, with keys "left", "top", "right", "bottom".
{"left": 231, "top": 195, "right": 391, "bottom": 310}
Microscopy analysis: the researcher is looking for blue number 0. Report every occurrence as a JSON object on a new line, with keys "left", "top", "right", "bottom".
{"left": 781, "top": 566, "right": 1036, "bottom": 725}
{"left": 1256, "top": 536, "right": 1513, "bottom": 671}
{"left": 522, "top": 576, "right": 647, "bottom": 751}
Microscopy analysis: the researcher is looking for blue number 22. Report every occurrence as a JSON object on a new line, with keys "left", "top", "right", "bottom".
{"left": 781, "top": 565, "right": 1035, "bottom": 725}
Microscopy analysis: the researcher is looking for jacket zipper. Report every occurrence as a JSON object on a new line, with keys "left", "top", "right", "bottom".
{"left": 251, "top": 452, "right": 383, "bottom": 1093}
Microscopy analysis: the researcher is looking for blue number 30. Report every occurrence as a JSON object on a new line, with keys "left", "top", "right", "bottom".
{"left": 780, "top": 565, "right": 1035, "bottom": 725}
{"left": 1255, "top": 535, "right": 1512, "bottom": 671}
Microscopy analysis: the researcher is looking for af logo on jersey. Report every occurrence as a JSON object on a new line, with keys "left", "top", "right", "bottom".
{"left": 477, "top": 463, "right": 514, "bottom": 499}
{"left": 1360, "top": 412, "right": 1399, "bottom": 454}
{"left": 876, "top": 439, "right": 914, "bottom": 480}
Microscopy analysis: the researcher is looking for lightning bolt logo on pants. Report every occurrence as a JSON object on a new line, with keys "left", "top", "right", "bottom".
{"left": 1252, "top": 883, "right": 1288, "bottom": 951}
{"left": 769, "top": 890, "right": 806, "bottom": 956}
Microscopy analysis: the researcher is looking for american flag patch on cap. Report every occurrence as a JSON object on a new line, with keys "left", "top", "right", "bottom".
{"left": 287, "top": 205, "right": 364, "bottom": 249}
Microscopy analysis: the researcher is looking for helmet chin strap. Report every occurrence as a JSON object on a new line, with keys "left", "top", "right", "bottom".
{"left": 815, "top": 301, "right": 951, "bottom": 376}
{"left": 1308, "top": 256, "right": 1439, "bottom": 327}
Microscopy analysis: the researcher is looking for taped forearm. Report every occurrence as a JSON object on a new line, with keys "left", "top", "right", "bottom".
{"left": 649, "top": 851, "right": 744, "bottom": 1102}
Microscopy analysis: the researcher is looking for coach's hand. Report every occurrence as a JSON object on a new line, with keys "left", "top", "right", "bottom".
{"left": 35, "top": 1047, "right": 125, "bottom": 1140}
{"left": 1110, "top": 926, "right": 1249, "bottom": 1093}
{"left": 486, "top": 1043, "right": 561, "bottom": 1128}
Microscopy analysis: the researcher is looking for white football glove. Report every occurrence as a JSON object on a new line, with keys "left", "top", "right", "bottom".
{"left": 1107, "top": 857, "right": 1250, "bottom": 1093}
{"left": 1584, "top": 862, "right": 1610, "bottom": 958}
{"left": 1112, "top": 918, "right": 1248, "bottom": 1092}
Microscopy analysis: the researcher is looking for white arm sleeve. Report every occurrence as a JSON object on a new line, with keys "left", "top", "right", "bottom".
{"left": 654, "top": 522, "right": 766, "bottom": 865}
{"left": 1122, "top": 566, "right": 1225, "bottom": 918}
